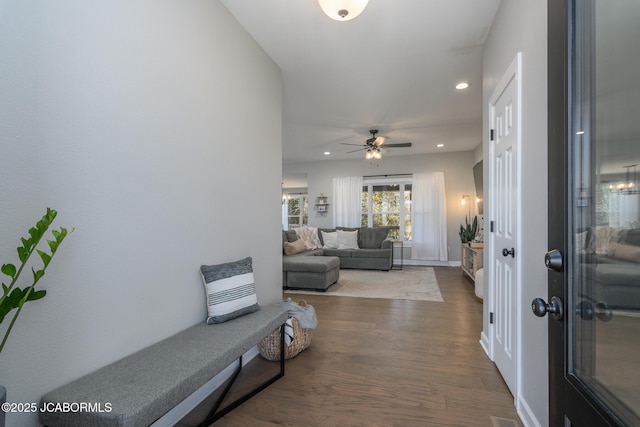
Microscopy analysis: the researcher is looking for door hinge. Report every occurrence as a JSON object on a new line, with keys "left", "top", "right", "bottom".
{"left": 490, "top": 312, "right": 494, "bottom": 324}
{"left": 490, "top": 129, "right": 495, "bottom": 141}
{"left": 490, "top": 221, "right": 494, "bottom": 232}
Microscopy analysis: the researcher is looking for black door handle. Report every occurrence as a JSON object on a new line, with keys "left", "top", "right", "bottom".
{"left": 502, "top": 247, "right": 515, "bottom": 257}
{"left": 532, "top": 296, "right": 564, "bottom": 321}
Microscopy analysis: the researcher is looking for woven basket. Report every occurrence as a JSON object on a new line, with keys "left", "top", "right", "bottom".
{"left": 259, "top": 317, "right": 313, "bottom": 361}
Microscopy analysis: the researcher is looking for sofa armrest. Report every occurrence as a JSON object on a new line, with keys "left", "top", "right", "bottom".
{"left": 381, "top": 239, "right": 392, "bottom": 249}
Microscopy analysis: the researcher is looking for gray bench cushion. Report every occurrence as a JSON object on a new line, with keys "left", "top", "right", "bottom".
{"left": 40, "top": 305, "right": 288, "bottom": 427}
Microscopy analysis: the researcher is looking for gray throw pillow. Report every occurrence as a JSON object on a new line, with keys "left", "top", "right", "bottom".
{"left": 200, "top": 257, "right": 260, "bottom": 324}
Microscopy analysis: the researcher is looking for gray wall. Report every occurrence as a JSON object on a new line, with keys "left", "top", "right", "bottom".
{"left": 482, "top": 1, "right": 548, "bottom": 426}
{"left": 0, "top": 1, "right": 283, "bottom": 426}
{"left": 284, "top": 150, "right": 478, "bottom": 263}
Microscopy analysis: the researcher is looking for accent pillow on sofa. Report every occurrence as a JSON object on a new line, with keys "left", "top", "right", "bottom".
{"left": 284, "top": 238, "right": 307, "bottom": 255}
{"left": 612, "top": 243, "right": 640, "bottom": 263}
{"left": 200, "top": 257, "right": 260, "bottom": 324}
{"left": 337, "top": 229, "right": 359, "bottom": 250}
{"left": 294, "top": 226, "right": 322, "bottom": 249}
{"left": 321, "top": 231, "right": 339, "bottom": 249}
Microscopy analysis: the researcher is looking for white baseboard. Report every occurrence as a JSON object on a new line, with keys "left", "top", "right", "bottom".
{"left": 402, "top": 259, "right": 461, "bottom": 267}
{"left": 480, "top": 331, "right": 491, "bottom": 359}
{"left": 517, "top": 394, "right": 543, "bottom": 427}
{"left": 150, "top": 346, "right": 260, "bottom": 427}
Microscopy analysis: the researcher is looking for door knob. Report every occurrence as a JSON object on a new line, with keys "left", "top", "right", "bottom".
{"left": 502, "top": 247, "right": 515, "bottom": 257}
{"left": 532, "top": 296, "right": 564, "bottom": 321}
{"left": 576, "top": 300, "right": 613, "bottom": 322}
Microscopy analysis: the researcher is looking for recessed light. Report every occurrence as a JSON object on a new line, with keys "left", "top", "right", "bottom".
{"left": 455, "top": 82, "right": 469, "bottom": 90}
{"left": 436, "top": 144, "right": 444, "bottom": 148}
{"left": 324, "top": 151, "right": 331, "bottom": 155}
{"left": 576, "top": 131, "right": 585, "bottom": 135}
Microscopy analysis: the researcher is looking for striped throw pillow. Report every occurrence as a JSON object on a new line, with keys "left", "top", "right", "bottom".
{"left": 200, "top": 257, "right": 260, "bottom": 324}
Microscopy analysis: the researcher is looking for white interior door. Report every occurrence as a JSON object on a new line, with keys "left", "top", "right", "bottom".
{"left": 489, "top": 54, "right": 520, "bottom": 397}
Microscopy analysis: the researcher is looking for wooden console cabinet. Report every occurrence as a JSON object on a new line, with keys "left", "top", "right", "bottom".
{"left": 461, "top": 244, "right": 483, "bottom": 281}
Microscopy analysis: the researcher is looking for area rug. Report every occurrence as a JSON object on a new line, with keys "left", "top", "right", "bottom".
{"left": 285, "top": 266, "right": 444, "bottom": 302}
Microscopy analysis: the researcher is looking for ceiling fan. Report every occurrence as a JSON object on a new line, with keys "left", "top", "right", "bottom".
{"left": 341, "top": 129, "right": 412, "bottom": 159}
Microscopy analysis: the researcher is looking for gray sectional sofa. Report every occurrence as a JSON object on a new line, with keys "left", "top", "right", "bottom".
{"left": 282, "top": 226, "right": 393, "bottom": 291}
{"left": 579, "top": 227, "right": 640, "bottom": 309}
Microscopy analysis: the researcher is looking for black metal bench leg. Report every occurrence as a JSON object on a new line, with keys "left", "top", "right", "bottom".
{"left": 197, "top": 324, "right": 286, "bottom": 426}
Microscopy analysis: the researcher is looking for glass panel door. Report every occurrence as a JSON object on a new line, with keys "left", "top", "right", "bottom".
{"left": 569, "top": 0, "right": 640, "bottom": 424}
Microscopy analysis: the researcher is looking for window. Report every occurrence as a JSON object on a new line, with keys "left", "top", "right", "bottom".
{"left": 286, "top": 195, "right": 308, "bottom": 229}
{"left": 362, "top": 179, "right": 412, "bottom": 241}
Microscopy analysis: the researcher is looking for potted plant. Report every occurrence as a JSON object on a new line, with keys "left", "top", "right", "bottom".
{"left": 0, "top": 208, "right": 73, "bottom": 426}
{"left": 459, "top": 215, "right": 478, "bottom": 245}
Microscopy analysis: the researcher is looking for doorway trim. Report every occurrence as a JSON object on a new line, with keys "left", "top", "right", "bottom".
{"left": 483, "top": 52, "right": 522, "bottom": 403}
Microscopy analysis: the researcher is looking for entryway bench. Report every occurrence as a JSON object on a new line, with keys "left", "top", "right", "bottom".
{"left": 39, "top": 305, "right": 288, "bottom": 427}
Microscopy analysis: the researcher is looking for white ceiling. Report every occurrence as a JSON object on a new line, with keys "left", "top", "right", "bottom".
{"left": 219, "top": 0, "right": 501, "bottom": 165}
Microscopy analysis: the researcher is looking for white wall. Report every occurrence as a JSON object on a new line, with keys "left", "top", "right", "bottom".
{"left": 482, "top": 1, "right": 548, "bottom": 426}
{"left": 284, "top": 150, "right": 478, "bottom": 263}
{"left": 0, "top": 1, "right": 282, "bottom": 426}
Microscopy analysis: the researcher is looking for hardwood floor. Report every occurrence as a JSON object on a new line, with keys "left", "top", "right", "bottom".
{"left": 185, "top": 267, "right": 522, "bottom": 426}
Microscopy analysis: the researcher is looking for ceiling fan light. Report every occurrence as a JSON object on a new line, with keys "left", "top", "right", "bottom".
{"left": 318, "top": 0, "right": 369, "bottom": 21}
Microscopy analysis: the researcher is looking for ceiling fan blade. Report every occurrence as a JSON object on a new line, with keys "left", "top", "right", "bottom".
{"left": 346, "top": 147, "right": 368, "bottom": 154}
{"left": 384, "top": 143, "right": 412, "bottom": 148}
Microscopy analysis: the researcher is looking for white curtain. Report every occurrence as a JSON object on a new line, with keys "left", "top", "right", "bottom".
{"left": 332, "top": 176, "right": 363, "bottom": 227}
{"left": 281, "top": 200, "right": 288, "bottom": 230}
{"left": 411, "top": 172, "right": 448, "bottom": 261}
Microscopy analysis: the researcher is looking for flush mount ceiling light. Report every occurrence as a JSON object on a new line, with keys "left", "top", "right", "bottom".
{"left": 318, "top": 0, "right": 369, "bottom": 21}
{"left": 455, "top": 82, "right": 470, "bottom": 90}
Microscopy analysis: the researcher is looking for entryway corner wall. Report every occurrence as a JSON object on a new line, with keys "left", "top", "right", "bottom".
{"left": 481, "top": 1, "right": 549, "bottom": 426}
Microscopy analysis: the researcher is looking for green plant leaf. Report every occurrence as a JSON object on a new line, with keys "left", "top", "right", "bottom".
{"left": 1, "top": 264, "right": 16, "bottom": 279}
{"left": 17, "top": 246, "right": 28, "bottom": 263}
{"left": 37, "top": 250, "right": 52, "bottom": 268}
{"left": 29, "top": 226, "right": 41, "bottom": 243}
{"left": 32, "top": 267, "right": 45, "bottom": 282}
{"left": 36, "top": 219, "right": 48, "bottom": 232}
{"left": 28, "top": 290, "right": 46, "bottom": 301}
{"left": 46, "top": 208, "right": 57, "bottom": 222}
{"left": 21, "top": 236, "right": 32, "bottom": 250}
{"left": 48, "top": 239, "right": 58, "bottom": 253}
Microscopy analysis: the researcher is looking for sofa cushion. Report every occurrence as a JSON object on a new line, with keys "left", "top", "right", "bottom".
{"left": 321, "top": 230, "right": 339, "bottom": 249}
{"left": 611, "top": 243, "right": 640, "bottom": 263}
{"left": 359, "top": 227, "right": 390, "bottom": 249}
{"left": 200, "top": 257, "right": 260, "bottom": 324}
{"left": 284, "top": 230, "right": 298, "bottom": 243}
{"left": 352, "top": 248, "right": 391, "bottom": 259}
{"left": 322, "top": 248, "right": 354, "bottom": 258}
{"left": 283, "top": 239, "right": 307, "bottom": 255}
{"left": 283, "top": 256, "right": 340, "bottom": 273}
{"left": 337, "top": 230, "right": 359, "bottom": 250}
{"left": 621, "top": 229, "right": 640, "bottom": 247}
